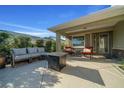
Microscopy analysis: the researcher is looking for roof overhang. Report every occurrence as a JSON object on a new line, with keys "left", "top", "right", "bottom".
{"left": 48, "top": 6, "right": 124, "bottom": 36}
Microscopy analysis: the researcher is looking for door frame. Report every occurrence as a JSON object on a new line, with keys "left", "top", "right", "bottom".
{"left": 99, "top": 32, "right": 110, "bottom": 54}
{"left": 92, "top": 31, "right": 112, "bottom": 55}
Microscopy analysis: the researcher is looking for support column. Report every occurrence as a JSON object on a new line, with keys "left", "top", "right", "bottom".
{"left": 90, "top": 33, "right": 92, "bottom": 46}
{"left": 56, "top": 33, "right": 61, "bottom": 52}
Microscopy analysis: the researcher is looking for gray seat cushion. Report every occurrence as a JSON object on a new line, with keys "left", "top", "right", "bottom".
{"left": 27, "top": 48, "right": 38, "bottom": 54}
{"left": 37, "top": 47, "right": 45, "bottom": 53}
{"left": 40, "top": 52, "right": 48, "bottom": 56}
{"left": 28, "top": 53, "right": 41, "bottom": 58}
{"left": 12, "top": 48, "right": 27, "bottom": 56}
{"left": 15, "top": 54, "right": 29, "bottom": 61}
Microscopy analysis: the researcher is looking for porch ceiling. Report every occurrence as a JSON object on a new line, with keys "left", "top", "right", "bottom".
{"left": 65, "top": 15, "right": 124, "bottom": 36}
{"left": 48, "top": 6, "right": 124, "bottom": 36}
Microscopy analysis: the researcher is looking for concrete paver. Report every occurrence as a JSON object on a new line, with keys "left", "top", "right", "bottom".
{"left": 0, "top": 57, "right": 124, "bottom": 88}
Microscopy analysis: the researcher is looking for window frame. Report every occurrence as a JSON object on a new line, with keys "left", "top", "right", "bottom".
{"left": 72, "top": 35, "right": 85, "bottom": 48}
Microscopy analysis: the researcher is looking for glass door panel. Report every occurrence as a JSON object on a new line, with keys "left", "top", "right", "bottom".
{"left": 99, "top": 33, "right": 109, "bottom": 54}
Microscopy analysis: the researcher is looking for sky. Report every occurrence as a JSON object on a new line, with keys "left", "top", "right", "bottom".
{"left": 0, "top": 5, "right": 111, "bottom": 37}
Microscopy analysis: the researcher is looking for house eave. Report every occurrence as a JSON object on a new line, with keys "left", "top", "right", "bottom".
{"left": 48, "top": 6, "right": 124, "bottom": 34}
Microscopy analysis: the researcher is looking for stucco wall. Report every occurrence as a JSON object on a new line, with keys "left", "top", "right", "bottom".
{"left": 113, "top": 21, "right": 124, "bottom": 50}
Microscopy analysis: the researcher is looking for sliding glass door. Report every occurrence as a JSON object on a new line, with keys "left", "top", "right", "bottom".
{"left": 92, "top": 32, "right": 111, "bottom": 54}
{"left": 99, "top": 32, "right": 109, "bottom": 54}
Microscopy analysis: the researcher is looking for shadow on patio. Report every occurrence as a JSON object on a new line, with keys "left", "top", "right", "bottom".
{"left": 61, "top": 64, "right": 105, "bottom": 86}
{"left": 0, "top": 61, "right": 60, "bottom": 88}
{"left": 40, "top": 69, "right": 61, "bottom": 88}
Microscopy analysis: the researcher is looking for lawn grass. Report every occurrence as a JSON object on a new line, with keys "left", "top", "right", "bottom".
{"left": 119, "top": 59, "right": 124, "bottom": 71}
{"left": 119, "top": 65, "right": 124, "bottom": 70}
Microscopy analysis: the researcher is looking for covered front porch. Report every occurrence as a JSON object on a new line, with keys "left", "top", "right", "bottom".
{"left": 49, "top": 6, "right": 124, "bottom": 58}
{"left": 65, "top": 30, "right": 113, "bottom": 57}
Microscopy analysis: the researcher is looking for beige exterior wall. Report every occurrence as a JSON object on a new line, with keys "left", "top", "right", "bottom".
{"left": 113, "top": 21, "right": 124, "bottom": 50}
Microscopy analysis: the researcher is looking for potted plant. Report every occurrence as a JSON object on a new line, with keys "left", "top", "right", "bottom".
{"left": 0, "top": 32, "right": 10, "bottom": 68}
{"left": 0, "top": 48, "right": 6, "bottom": 68}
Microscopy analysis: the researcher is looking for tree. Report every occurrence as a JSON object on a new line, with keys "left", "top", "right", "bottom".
{"left": 0, "top": 32, "right": 10, "bottom": 56}
{"left": 36, "top": 39, "right": 44, "bottom": 47}
{"left": 51, "top": 41, "right": 56, "bottom": 52}
{"left": 45, "top": 40, "right": 52, "bottom": 52}
{"left": 13, "top": 36, "right": 32, "bottom": 48}
{"left": 0, "top": 32, "right": 9, "bottom": 44}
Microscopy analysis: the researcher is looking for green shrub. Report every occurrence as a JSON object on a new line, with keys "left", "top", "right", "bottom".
{"left": 0, "top": 32, "right": 9, "bottom": 43}
{"left": 119, "top": 59, "right": 124, "bottom": 65}
{"left": 36, "top": 39, "right": 44, "bottom": 47}
{"left": 0, "top": 32, "right": 10, "bottom": 56}
{"left": 51, "top": 41, "right": 56, "bottom": 52}
{"left": 61, "top": 43, "right": 65, "bottom": 50}
{"left": 45, "top": 40, "right": 52, "bottom": 52}
{"left": 45, "top": 39, "right": 66, "bottom": 52}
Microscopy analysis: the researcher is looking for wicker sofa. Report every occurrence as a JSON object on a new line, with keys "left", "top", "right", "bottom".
{"left": 11, "top": 47, "right": 45, "bottom": 67}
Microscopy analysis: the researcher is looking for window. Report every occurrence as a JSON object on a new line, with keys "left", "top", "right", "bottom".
{"left": 72, "top": 36, "right": 85, "bottom": 46}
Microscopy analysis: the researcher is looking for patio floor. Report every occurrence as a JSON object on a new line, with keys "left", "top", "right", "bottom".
{"left": 0, "top": 56, "right": 124, "bottom": 88}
